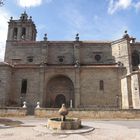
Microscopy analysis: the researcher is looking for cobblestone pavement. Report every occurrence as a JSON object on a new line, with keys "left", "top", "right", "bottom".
{"left": 0, "top": 116, "right": 140, "bottom": 140}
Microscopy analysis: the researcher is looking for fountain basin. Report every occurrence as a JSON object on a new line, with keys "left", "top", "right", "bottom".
{"left": 47, "top": 118, "right": 81, "bottom": 130}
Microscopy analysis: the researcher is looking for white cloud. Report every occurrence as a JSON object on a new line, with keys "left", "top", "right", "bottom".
{"left": 134, "top": 1, "right": 140, "bottom": 11}
{"left": 17, "top": 0, "right": 52, "bottom": 8}
{"left": 0, "top": 8, "right": 11, "bottom": 61}
{"left": 18, "top": 0, "right": 42, "bottom": 7}
{"left": 108, "top": 0, "right": 132, "bottom": 14}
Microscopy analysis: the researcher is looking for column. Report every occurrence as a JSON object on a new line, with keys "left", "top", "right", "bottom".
{"left": 121, "top": 77, "right": 129, "bottom": 109}
{"left": 131, "top": 74, "right": 140, "bottom": 109}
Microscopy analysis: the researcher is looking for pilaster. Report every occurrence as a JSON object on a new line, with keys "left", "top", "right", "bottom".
{"left": 131, "top": 74, "right": 140, "bottom": 109}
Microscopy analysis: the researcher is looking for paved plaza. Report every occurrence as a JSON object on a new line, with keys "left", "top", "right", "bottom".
{"left": 0, "top": 116, "right": 140, "bottom": 140}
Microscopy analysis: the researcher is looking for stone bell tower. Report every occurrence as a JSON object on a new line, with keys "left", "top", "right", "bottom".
{"left": 7, "top": 11, "right": 37, "bottom": 41}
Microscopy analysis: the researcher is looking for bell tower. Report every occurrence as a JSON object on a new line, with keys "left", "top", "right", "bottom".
{"left": 7, "top": 11, "right": 37, "bottom": 41}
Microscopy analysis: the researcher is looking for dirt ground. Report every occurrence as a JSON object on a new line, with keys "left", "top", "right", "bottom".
{"left": 0, "top": 116, "right": 140, "bottom": 140}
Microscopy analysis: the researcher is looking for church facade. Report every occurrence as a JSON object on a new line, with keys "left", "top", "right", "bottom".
{"left": 0, "top": 12, "right": 140, "bottom": 112}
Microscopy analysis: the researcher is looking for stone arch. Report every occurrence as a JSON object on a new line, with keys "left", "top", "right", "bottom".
{"left": 45, "top": 75, "right": 74, "bottom": 108}
{"left": 132, "top": 50, "right": 139, "bottom": 67}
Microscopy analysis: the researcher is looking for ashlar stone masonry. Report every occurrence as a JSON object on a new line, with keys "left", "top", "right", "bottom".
{"left": 0, "top": 12, "right": 140, "bottom": 113}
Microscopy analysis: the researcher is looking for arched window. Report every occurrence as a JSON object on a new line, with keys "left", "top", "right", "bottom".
{"left": 21, "top": 27, "right": 26, "bottom": 39}
{"left": 132, "top": 51, "right": 139, "bottom": 66}
{"left": 13, "top": 28, "right": 18, "bottom": 39}
{"left": 21, "top": 79, "right": 27, "bottom": 94}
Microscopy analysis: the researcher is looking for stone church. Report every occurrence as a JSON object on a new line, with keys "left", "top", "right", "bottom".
{"left": 0, "top": 12, "right": 140, "bottom": 111}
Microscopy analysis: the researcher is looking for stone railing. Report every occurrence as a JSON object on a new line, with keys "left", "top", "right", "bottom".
{"left": 0, "top": 107, "right": 27, "bottom": 117}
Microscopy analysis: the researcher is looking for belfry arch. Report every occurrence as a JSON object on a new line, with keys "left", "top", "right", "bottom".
{"left": 132, "top": 50, "right": 139, "bottom": 67}
{"left": 45, "top": 75, "right": 74, "bottom": 108}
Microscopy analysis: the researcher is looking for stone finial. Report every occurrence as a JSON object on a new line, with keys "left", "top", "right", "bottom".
{"left": 36, "top": 102, "right": 40, "bottom": 108}
{"left": 70, "top": 99, "right": 73, "bottom": 108}
{"left": 44, "top": 33, "right": 47, "bottom": 41}
{"left": 123, "top": 30, "right": 130, "bottom": 39}
{"left": 58, "top": 104, "right": 68, "bottom": 121}
{"left": 29, "top": 16, "right": 32, "bottom": 21}
{"left": 10, "top": 17, "right": 13, "bottom": 20}
{"left": 22, "top": 101, "right": 27, "bottom": 108}
{"left": 75, "top": 33, "right": 79, "bottom": 41}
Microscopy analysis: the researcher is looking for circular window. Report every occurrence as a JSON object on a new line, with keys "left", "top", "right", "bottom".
{"left": 59, "top": 58, "right": 63, "bottom": 62}
{"left": 95, "top": 54, "right": 101, "bottom": 61}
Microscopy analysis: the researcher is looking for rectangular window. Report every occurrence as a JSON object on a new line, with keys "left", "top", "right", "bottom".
{"left": 21, "top": 79, "right": 27, "bottom": 94}
{"left": 99, "top": 80, "right": 104, "bottom": 90}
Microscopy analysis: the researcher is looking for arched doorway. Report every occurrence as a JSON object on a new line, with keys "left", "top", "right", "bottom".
{"left": 55, "top": 94, "right": 66, "bottom": 108}
{"left": 45, "top": 75, "right": 74, "bottom": 108}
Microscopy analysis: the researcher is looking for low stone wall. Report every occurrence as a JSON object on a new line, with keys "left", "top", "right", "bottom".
{"left": 35, "top": 108, "right": 140, "bottom": 119}
{"left": 0, "top": 107, "right": 27, "bottom": 117}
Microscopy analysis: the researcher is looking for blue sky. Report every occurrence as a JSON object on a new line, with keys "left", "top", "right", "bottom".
{"left": 0, "top": 0, "right": 140, "bottom": 60}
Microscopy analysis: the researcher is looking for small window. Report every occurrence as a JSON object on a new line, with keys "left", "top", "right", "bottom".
{"left": 99, "top": 80, "right": 104, "bottom": 90}
{"left": 27, "top": 56, "right": 33, "bottom": 62}
{"left": 95, "top": 54, "right": 101, "bottom": 61}
{"left": 21, "top": 79, "right": 27, "bottom": 94}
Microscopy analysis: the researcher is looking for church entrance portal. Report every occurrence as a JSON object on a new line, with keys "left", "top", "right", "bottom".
{"left": 55, "top": 94, "right": 66, "bottom": 108}
{"left": 45, "top": 75, "right": 74, "bottom": 108}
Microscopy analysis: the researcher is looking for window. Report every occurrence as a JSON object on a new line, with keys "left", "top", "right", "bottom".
{"left": 99, "top": 80, "right": 104, "bottom": 90}
{"left": 132, "top": 51, "right": 139, "bottom": 66}
{"left": 21, "top": 27, "right": 26, "bottom": 39}
{"left": 95, "top": 54, "right": 101, "bottom": 62}
{"left": 21, "top": 79, "right": 27, "bottom": 94}
{"left": 27, "top": 56, "right": 33, "bottom": 62}
{"left": 58, "top": 56, "right": 64, "bottom": 63}
{"left": 13, "top": 28, "right": 18, "bottom": 39}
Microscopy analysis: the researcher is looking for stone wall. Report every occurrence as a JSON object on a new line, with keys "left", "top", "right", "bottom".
{"left": 80, "top": 67, "right": 121, "bottom": 108}
{"left": 80, "top": 42, "right": 113, "bottom": 64}
{"left": 111, "top": 38, "right": 132, "bottom": 74}
{"left": 35, "top": 108, "right": 140, "bottom": 119}
{"left": 121, "top": 71, "right": 140, "bottom": 109}
{"left": 5, "top": 41, "right": 114, "bottom": 65}
{"left": 0, "top": 64, "right": 12, "bottom": 107}
{"left": 0, "top": 107, "right": 27, "bottom": 117}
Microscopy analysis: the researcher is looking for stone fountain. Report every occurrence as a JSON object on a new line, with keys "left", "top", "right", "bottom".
{"left": 47, "top": 104, "right": 81, "bottom": 130}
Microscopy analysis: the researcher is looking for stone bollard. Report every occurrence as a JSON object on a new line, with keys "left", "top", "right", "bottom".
{"left": 22, "top": 101, "right": 27, "bottom": 108}
{"left": 36, "top": 102, "right": 40, "bottom": 109}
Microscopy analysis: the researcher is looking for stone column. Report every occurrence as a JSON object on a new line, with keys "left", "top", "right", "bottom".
{"left": 131, "top": 74, "right": 140, "bottom": 109}
{"left": 121, "top": 77, "right": 129, "bottom": 109}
